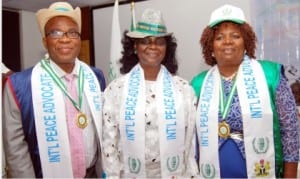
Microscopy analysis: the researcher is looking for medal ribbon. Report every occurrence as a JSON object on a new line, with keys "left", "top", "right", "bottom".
{"left": 41, "top": 59, "right": 84, "bottom": 112}
{"left": 219, "top": 76, "right": 238, "bottom": 120}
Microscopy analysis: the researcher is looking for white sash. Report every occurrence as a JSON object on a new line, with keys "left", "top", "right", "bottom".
{"left": 197, "top": 66, "right": 221, "bottom": 178}
{"left": 237, "top": 58, "right": 275, "bottom": 178}
{"left": 120, "top": 64, "right": 185, "bottom": 178}
{"left": 32, "top": 59, "right": 102, "bottom": 177}
{"left": 197, "top": 57, "right": 275, "bottom": 178}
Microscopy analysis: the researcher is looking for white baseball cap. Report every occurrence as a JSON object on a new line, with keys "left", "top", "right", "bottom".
{"left": 209, "top": 4, "right": 246, "bottom": 28}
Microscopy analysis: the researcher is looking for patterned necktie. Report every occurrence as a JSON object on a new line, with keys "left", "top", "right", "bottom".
{"left": 65, "top": 74, "right": 86, "bottom": 178}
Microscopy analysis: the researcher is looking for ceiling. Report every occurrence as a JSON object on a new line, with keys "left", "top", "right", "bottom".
{"left": 2, "top": 0, "right": 129, "bottom": 12}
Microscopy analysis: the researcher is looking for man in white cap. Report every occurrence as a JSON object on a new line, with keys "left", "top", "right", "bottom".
{"left": 2, "top": 2, "right": 105, "bottom": 178}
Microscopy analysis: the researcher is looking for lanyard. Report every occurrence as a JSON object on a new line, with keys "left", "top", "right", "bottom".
{"left": 219, "top": 75, "right": 238, "bottom": 120}
{"left": 41, "top": 59, "right": 84, "bottom": 112}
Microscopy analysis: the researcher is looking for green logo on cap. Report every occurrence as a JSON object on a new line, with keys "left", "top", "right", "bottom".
{"left": 222, "top": 8, "right": 232, "bottom": 16}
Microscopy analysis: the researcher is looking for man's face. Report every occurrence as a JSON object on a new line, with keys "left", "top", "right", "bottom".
{"left": 43, "top": 16, "right": 81, "bottom": 68}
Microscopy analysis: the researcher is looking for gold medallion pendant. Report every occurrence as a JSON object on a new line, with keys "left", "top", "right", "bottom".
{"left": 218, "top": 121, "right": 230, "bottom": 138}
{"left": 76, "top": 113, "right": 88, "bottom": 129}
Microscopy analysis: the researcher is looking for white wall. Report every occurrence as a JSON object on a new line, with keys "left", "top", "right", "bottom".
{"left": 20, "top": 10, "right": 45, "bottom": 69}
{"left": 93, "top": 0, "right": 250, "bottom": 82}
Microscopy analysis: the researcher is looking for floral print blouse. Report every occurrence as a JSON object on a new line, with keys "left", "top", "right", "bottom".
{"left": 220, "top": 73, "right": 299, "bottom": 162}
{"left": 102, "top": 75, "right": 199, "bottom": 178}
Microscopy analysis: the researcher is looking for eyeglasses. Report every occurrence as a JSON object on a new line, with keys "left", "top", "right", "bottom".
{"left": 137, "top": 37, "right": 166, "bottom": 46}
{"left": 46, "top": 30, "right": 81, "bottom": 39}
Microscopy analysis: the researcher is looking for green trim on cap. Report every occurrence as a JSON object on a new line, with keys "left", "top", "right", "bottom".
{"left": 55, "top": 7, "right": 70, "bottom": 12}
{"left": 136, "top": 22, "right": 167, "bottom": 35}
{"left": 209, "top": 19, "right": 244, "bottom": 27}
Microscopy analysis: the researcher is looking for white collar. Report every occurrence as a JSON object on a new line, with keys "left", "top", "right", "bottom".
{"left": 49, "top": 58, "right": 80, "bottom": 78}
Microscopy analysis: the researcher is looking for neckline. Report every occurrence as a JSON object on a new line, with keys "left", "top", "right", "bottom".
{"left": 221, "top": 72, "right": 237, "bottom": 81}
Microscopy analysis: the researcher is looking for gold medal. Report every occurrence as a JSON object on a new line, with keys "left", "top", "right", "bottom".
{"left": 218, "top": 121, "right": 230, "bottom": 138}
{"left": 76, "top": 113, "right": 88, "bottom": 129}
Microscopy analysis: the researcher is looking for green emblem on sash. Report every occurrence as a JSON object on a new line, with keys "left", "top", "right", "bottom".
{"left": 128, "top": 157, "right": 141, "bottom": 174}
{"left": 201, "top": 163, "right": 216, "bottom": 179}
{"left": 167, "top": 155, "right": 180, "bottom": 172}
{"left": 252, "top": 137, "right": 269, "bottom": 154}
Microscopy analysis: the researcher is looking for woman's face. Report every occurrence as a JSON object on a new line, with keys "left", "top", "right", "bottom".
{"left": 135, "top": 36, "right": 166, "bottom": 69}
{"left": 213, "top": 22, "right": 245, "bottom": 68}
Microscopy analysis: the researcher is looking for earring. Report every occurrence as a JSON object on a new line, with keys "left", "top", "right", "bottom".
{"left": 44, "top": 53, "right": 49, "bottom": 59}
{"left": 212, "top": 53, "right": 215, "bottom": 57}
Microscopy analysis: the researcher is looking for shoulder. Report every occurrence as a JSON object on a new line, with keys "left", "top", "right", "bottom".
{"left": 9, "top": 67, "right": 33, "bottom": 84}
{"left": 257, "top": 59, "right": 283, "bottom": 87}
{"left": 78, "top": 60, "right": 104, "bottom": 75}
{"left": 90, "top": 66, "right": 104, "bottom": 75}
{"left": 173, "top": 75, "right": 190, "bottom": 87}
{"left": 11, "top": 67, "right": 33, "bottom": 77}
{"left": 80, "top": 62, "right": 104, "bottom": 77}
{"left": 104, "top": 75, "right": 126, "bottom": 94}
{"left": 191, "top": 71, "right": 209, "bottom": 84}
{"left": 190, "top": 70, "right": 209, "bottom": 98}
{"left": 81, "top": 64, "right": 106, "bottom": 90}
{"left": 90, "top": 66, "right": 105, "bottom": 80}
{"left": 257, "top": 60, "right": 282, "bottom": 71}
{"left": 172, "top": 75, "right": 196, "bottom": 97}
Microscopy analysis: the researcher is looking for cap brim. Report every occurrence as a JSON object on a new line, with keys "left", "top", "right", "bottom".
{"left": 209, "top": 19, "right": 244, "bottom": 28}
{"left": 126, "top": 31, "right": 173, "bottom": 38}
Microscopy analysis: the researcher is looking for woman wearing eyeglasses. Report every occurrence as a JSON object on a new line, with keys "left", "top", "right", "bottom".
{"left": 102, "top": 8, "right": 199, "bottom": 178}
{"left": 2, "top": 2, "right": 105, "bottom": 178}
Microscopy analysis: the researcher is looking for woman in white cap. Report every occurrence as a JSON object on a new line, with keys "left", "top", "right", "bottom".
{"left": 191, "top": 4, "right": 299, "bottom": 178}
{"left": 102, "top": 8, "right": 199, "bottom": 178}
